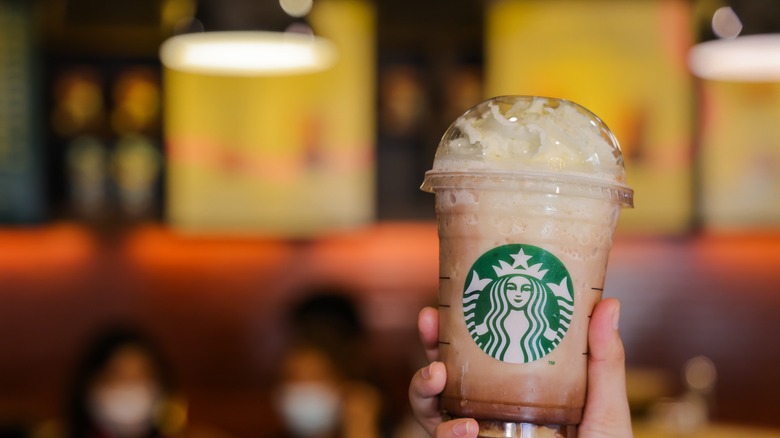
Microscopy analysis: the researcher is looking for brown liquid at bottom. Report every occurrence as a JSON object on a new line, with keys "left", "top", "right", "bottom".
{"left": 443, "top": 397, "right": 580, "bottom": 437}
{"left": 472, "top": 419, "right": 577, "bottom": 438}
{"left": 441, "top": 397, "right": 583, "bottom": 426}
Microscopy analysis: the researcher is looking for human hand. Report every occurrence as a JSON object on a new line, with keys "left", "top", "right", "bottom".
{"left": 409, "top": 298, "right": 632, "bottom": 438}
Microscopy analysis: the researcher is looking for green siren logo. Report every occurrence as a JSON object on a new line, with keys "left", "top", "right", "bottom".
{"left": 464, "top": 244, "right": 574, "bottom": 364}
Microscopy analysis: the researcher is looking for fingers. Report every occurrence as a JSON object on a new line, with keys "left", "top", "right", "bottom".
{"left": 418, "top": 307, "right": 440, "bottom": 362}
{"left": 580, "top": 298, "right": 633, "bottom": 437}
{"left": 409, "top": 361, "right": 447, "bottom": 435}
{"left": 434, "top": 419, "right": 479, "bottom": 438}
{"left": 415, "top": 308, "right": 478, "bottom": 437}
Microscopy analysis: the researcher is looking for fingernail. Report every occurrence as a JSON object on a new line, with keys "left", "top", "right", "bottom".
{"left": 422, "top": 362, "right": 434, "bottom": 379}
{"left": 453, "top": 420, "right": 471, "bottom": 436}
{"left": 612, "top": 304, "right": 621, "bottom": 331}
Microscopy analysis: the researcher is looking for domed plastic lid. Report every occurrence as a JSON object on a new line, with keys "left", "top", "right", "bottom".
{"left": 421, "top": 96, "right": 633, "bottom": 207}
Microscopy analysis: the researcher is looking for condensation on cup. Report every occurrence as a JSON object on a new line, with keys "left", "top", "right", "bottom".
{"left": 421, "top": 96, "right": 634, "bottom": 437}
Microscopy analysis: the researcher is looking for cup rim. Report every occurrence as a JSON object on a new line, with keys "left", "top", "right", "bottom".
{"left": 420, "top": 170, "right": 634, "bottom": 208}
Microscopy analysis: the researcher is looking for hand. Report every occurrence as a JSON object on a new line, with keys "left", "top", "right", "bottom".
{"left": 409, "top": 298, "right": 632, "bottom": 438}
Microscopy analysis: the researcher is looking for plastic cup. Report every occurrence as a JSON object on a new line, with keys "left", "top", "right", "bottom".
{"left": 421, "top": 96, "right": 633, "bottom": 437}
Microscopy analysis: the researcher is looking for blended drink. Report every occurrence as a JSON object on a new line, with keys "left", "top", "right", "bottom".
{"left": 421, "top": 96, "right": 633, "bottom": 437}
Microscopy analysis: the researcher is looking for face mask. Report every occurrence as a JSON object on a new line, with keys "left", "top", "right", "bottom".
{"left": 89, "top": 384, "right": 159, "bottom": 435}
{"left": 277, "top": 382, "right": 341, "bottom": 437}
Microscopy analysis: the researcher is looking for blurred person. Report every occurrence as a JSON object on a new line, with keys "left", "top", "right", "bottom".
{"left": 272, "top": 288, "right": 384, "bottom": 438}
{"left": 34, "top": 326, "right": 228, "bottom": 438}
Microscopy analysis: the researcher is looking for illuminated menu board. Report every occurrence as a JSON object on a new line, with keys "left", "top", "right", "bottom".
{"left": 164, "top": 0, "right": 376, "bottom": 236}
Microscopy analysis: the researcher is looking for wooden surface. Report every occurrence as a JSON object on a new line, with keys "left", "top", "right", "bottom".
{"left": 605, "top": 233, "right": 780, "bottom": 426}
{"left": 1, "top": 224, "right": 780, "bottom": 436}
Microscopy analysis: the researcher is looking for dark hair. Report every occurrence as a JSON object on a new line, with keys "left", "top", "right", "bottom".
{"left": 290, "top": 287, "right": 365, "bottom": 341}
{"left": 66, "top": 325, "right": 173, "bottom": 438}
{"left": 286, "top": 285, "right": 368, "bottom": 380}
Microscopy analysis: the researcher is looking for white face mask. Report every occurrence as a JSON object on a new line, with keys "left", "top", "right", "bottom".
{"left": 277, "top": 382, "right": 341, "bottom": 437}
{"left": 89, "top": 384, "right": 159, "bottom": 435}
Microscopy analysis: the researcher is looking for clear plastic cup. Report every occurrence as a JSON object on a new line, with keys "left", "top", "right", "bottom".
{"left": 421, "top": 96, "right": 633, "bottom": 437}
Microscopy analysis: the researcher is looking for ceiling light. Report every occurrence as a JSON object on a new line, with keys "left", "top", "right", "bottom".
{"left": 160, "top": 31, "right": 337, "bottom": 76}
{"left": 689, "top": 33, "right": 780, "bottom": 82}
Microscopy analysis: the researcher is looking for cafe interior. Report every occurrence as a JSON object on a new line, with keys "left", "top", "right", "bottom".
{"left": 1, "top": 0, "right": 780, "bottom": 437}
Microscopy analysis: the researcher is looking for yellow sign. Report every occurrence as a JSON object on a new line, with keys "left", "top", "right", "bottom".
{"left": 700, "top": 81, "right": 780, "bottom": 228}
{"left": 164, "top": 0, "right": 375, "bottom": 236}
{"left": 486, "top": 0, "right": 694, "bottom": 234}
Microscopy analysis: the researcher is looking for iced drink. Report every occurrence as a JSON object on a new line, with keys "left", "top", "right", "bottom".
{"left": 421, "top": 96, "right": 633, "bottom": 437}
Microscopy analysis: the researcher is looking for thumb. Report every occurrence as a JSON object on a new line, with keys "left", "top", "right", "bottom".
{"left": 580, "top": 298, "right": 633, "bottom": 438}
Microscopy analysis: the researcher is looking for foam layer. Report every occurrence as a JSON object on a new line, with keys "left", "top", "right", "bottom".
{"left": 427, "top": 96, "right": 628, "bottom": 186}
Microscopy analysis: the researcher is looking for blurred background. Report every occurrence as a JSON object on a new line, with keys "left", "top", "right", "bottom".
{"left": 1, "top": 0, "right": 780, "bottom": 436}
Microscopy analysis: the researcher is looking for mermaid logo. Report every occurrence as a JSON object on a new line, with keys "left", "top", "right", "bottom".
{"left": 463, "top": 244, "right": 574, "bottom": 364}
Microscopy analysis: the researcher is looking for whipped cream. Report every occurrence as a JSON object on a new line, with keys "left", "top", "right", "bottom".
{"left": 430, "top": 96, "right": 627, "bottom": 185}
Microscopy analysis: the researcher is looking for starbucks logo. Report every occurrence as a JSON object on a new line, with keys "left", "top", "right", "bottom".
{"left": 464, "top": 244, "right": 574, "bottom": 364}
